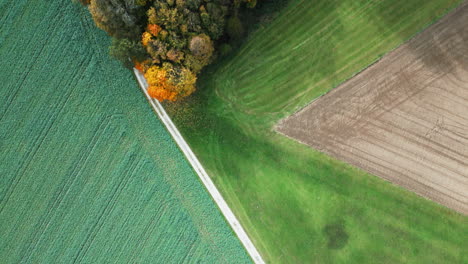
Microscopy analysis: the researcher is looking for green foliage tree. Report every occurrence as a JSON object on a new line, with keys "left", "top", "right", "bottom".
{"left": 88, "top": 0, "right": 144, "bottom": 39}
{"left": 109, "top": 38, "right": 147, "bottom": 68}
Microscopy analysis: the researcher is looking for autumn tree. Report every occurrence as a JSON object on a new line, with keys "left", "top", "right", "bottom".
{"left": 84, "top": 0, "right": 261, "bottom": 102}
{"left": 144, "top": 63, "right": 196, "bottom": 101}
{"left": 189, "top": 34, "right": 213, "bottom": 62}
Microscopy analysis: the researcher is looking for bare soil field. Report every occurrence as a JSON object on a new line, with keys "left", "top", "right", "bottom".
{"left": 277, "top": 3, "right": 468, "bottom": 214}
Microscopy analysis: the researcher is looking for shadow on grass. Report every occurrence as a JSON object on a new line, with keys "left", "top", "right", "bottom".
{"left": 323, "top": 221, "right": 349, "bottom": 250}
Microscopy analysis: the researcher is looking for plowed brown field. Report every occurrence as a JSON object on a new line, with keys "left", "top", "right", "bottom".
{"left": 278, "top": 3, "right": 468, "bottom": 214}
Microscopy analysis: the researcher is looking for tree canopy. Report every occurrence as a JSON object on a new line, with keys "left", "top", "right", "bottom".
{"left": 83, "top": 0, "right": 257, "bottom": 101}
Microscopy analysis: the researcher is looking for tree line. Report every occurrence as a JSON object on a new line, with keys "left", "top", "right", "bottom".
{"left": 76, "top": 0, "right": 258, "bottom": 101}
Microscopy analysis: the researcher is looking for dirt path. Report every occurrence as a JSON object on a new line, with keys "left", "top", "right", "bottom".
{"left": 277, "top": 2, "right": 468, "bottom": 214}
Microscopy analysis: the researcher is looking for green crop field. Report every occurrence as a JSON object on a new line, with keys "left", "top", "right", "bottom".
{"left": 0, "top": 1, "right": 249, "bottom": 263}
{"left": 166, "top": 0, "right": 468, "bottom": 263}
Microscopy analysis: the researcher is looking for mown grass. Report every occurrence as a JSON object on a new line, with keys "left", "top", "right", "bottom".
{"left": 0, "top": 1, "right": 250, "bottom": 263}
{"left": 166, "top": 0, "right": 468, "bottom": 263}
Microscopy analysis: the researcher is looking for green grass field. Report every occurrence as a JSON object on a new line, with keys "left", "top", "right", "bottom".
{"left": 166, "top": 0, "right": 468, "bottom": 263}
{"left": 0, "top": 1, "right": 250, "bottom": 263}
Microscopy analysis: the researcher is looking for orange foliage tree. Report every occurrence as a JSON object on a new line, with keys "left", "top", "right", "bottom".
{"left": 143, "top": 63, "right": 196, "bottom": 102}
{"left": 147, "top": 24, "right": 162, "bottom": 36}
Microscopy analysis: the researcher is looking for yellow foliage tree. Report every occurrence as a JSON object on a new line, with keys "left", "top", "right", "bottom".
{"left": 144, "top": 64, "right": 196, "bottom": 102}
{"left": 141, "top": 32, "right": 152, "bottom": 46}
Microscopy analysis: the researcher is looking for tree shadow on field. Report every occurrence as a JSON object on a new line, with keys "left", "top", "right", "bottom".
{"left": 219, "top": 0, "right": 294, "bottom": 62}
{"left": 215, "top": 0, "right": 347, "bottom": 116}
{"left": 164, "top": 2, "right": 350, "bottom": 260}
{"left": 239, "top": 0, "right": 292, "bottom": 38}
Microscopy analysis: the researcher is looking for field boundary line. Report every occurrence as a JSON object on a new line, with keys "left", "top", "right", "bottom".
{"left": 133, "top": 69, "right": 265, "bottom": 264}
